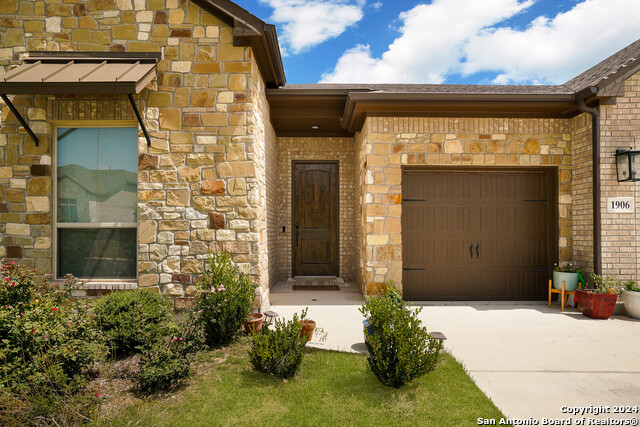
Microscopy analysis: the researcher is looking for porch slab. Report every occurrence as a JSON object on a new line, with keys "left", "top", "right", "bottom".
{"left": 268, "top": 297, "right": 640, "bottom": 421}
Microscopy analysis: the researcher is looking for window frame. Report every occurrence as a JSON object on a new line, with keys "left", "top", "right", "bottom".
{"left": 53, "top": 121, "right": 139, "bottom": 282}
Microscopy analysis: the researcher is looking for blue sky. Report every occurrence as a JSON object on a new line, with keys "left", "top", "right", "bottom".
{"left": 233, "top": 0, "right": 640, "bottom": 85}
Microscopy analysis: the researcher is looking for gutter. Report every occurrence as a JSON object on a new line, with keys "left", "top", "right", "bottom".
{"left": 576, "top": 86, "right": 602, "bottom": 275}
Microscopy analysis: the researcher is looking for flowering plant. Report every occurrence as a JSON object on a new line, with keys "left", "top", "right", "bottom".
{"left": 590, "top": 274, "right": 624, "bottom": 295}
{"left": 0, "top": 263, "right": 106, "bottom": 423}
{"left": 193, "top": 252, "right": 257, "bottom": 347}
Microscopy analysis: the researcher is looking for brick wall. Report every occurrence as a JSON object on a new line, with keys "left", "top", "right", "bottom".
{"left": 570, "top": 113, "right": 594, "bottom": 272}
{"left": 275, "top": 137, "right": 358, "bottom": 283}
{"left": 357, "top": 116, "right": 573, "bottom": 295}
{"left": 0, "top": 0, "right": 270, "bottom": 301}
{"left": 599, "top": 71, "right": 640, "bottom": 280}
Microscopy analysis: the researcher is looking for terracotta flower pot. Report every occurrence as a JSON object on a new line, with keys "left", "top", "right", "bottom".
{"left": 299, "top": 319, "right": 316, "bottom": 342}
{"left": 243, "top": 313, "right": 264, "bottom": 333}
{"left": 575, "top": 289, "right": 618, "bottom": 319}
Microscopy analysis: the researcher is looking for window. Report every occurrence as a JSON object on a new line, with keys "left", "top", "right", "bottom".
{"left": 58, "top": 198, "right": 78, "bottom": 222}
{"left": 56, "top": 127, "right": 138, "bottom": 279}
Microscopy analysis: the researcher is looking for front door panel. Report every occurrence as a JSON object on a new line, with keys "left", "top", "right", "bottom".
{"left": 293, "top": 162, "right": 338, "bottom": 276}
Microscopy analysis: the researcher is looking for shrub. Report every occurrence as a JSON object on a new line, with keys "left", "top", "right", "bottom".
{"left": 136, "top": 310, "right": 206, "bottom": 394}
{"left": 93, "top": 288, "right": 173, "bottom": 357}
{"left": 625, "top": 281, "right": 640, "bottom": 292}
{"left": 193, "top": 252, "right": 257, "bottom": 347}
{"left": 0, "top": 263, "right": 105, "bottom": 425}
{"left": 360, "top": 286, "right": 442, "bottom": 388}
{"left": 137, "top": 339, "right": 191, "bottom": 393}
{"left": 249, "top": 309, "right": 308, "bottom": 379}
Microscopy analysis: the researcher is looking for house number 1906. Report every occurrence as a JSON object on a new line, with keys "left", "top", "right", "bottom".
{"left": 608, "top": 197, "right": 635, "bottom": 213}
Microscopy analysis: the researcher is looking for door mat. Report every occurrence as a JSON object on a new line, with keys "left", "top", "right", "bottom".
{"left": 293, "top": 284, "right": 341, "bottom": 291}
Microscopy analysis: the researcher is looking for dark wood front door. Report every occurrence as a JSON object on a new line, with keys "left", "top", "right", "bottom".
{"left": 293, "top": 162, "right": 339, "bottom": 276}
{"left": 402, "top": 169, "right": 557, "bottom": 301}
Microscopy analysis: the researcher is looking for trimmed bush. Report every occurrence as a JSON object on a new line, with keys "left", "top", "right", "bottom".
{"left": 249, "top": 309, "right": 308, "bottom": 379}
{"left": 93, "top": 288, "right": 173, "bottom": 357}
{"left": 360, "top": 286, "right": 442, "bottom": 388}
{"left": 193, "top": 252, "right": 257, "bottom": 347}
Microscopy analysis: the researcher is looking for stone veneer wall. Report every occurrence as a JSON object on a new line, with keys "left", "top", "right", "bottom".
{"left": 599, "top": 71, "right": 640, "bottom": 280}
{"left": 0, "top": 0, "right": 270, "bottom": 303}
{"left": 353, "top": 128, "right": 367, "bottom": 291}
{"left": 570, "top": 113, "right": 594, "bottom": 272}
{"left": 357, "top": 117, "right": 574, "bottom": 295}
{"left": 275, "top": 137, "right": 358, "bottom": 283}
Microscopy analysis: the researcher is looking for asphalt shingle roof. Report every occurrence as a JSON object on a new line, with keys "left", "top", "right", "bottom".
{"left": 564, "top": 38, "right": 640, "bottom": 92}
{"left": 280, "top": 83, "right": 574, "bottom": 95}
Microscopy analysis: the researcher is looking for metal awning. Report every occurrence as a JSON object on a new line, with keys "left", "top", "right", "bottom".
{"left": 0, "top": 52, "right": 161, "bottom": 146}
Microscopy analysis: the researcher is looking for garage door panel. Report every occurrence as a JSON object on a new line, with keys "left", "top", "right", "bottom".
{"left": 477, "top": 238, "right": 546, "bottom": 266}
{"left": 404, "top": 171, "right": 470, "bottom": 201}
{"left": 404, "top": 270, "right": 470, "bottom": 300}
{"left": 516, "top": 206, "right": 547, "bottom": 233}
{"left": 404, "top": 237, "right": 474, "bottom": 267}
{"left": 402, "top": 169, "right": 554, "bottom": 301}
{"left": 477, "top": 271, "right": 547, "bottom": 300}
{"left": 404, "top": 205, "right": 471, "bottom": 233}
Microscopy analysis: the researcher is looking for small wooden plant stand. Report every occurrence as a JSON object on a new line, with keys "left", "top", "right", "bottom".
{"left": 548, "top": 279, "right": 583, "bottom": 312}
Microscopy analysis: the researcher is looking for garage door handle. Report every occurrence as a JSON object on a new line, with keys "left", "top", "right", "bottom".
{"left": 470, "top": 243, "right": 474, "bottom": 259}
{"left": 476, "top": 243, "right": 480, "bottom": 258}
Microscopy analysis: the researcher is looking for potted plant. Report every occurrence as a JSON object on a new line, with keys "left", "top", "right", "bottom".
{"left": 299, "top": 318, "right": 316, "bottom": 341}
{"left": 243, "top": 312, "right": 265, "bottom": 333}
{"left": 553, "top": 263, "right": 583, "bottom": 291}
{"left": 575, "top": 274, "right": 623, "bottom": 319}
{"left": 621, "top": 281, "right": 640, "bottom": 319}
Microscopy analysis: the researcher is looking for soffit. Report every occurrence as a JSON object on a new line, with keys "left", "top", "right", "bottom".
{"left": 266, "top": 86, "right": 581, "bottom": 136}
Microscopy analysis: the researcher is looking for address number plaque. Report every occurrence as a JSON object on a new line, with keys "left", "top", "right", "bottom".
{"left": 607, "top": 197, "right": 635, "bottom": 213}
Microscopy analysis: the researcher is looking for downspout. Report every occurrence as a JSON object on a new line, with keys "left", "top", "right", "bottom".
{"left": 576, "top": 86, "right": 601, "bottom": 275}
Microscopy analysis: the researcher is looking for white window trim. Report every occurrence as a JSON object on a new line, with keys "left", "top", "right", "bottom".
{"left": 53, "top": 121, "right": 139, "bottom": 282}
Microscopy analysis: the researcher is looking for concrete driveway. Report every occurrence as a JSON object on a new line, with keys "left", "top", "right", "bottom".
{"left": 270, "top": 289, "right": 640, "bottom": 422}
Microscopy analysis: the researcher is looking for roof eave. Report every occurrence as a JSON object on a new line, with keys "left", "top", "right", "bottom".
{"left": 343, "top": 92, "right": 580, "bottom": 132}
{"left": 594, "top": 58, "right": 639, "bottom": 98}
{"left": 234, "top": 23, "right": 286, "bottom": 87}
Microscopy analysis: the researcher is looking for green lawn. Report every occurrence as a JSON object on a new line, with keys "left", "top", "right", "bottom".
{"left": 95, "top": 339, "right": 503, "bottom": 426}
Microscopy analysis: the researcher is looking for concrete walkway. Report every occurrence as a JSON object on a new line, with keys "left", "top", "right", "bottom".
{"left": 270, "top": 286, "right": 640, "bottom": 422}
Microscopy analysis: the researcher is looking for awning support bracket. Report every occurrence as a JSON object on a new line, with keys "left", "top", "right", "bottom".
{"left": 127, "top": 93, "right": 150, "bottom": 147}
{"left": 1, "top": 94, "right": 39, "bottom": 147}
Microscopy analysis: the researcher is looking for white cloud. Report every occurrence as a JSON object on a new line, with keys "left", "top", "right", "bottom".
{"left": 261, "top": 0, "right": 365, "bottom": 55}
{"left": 321, "top": 0, "right": 640, "bottom": 84}
{"left": 463, "top": 0, "right": 640, "bottom": 84}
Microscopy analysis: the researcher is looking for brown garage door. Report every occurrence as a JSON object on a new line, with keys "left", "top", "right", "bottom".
{"left": 402, "top": 169, "right": 557, "bottom": 301}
